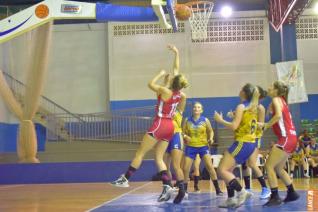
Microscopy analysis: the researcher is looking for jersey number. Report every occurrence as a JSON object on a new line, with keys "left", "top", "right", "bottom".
{"left": 250, "top": 119, "right": 257, "bottom": 134}
{"left": 169, "top": 102, "right": 179, "bottom": 117}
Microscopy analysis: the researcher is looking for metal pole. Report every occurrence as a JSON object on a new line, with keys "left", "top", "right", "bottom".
{"left": 280, "top": 26, "right": 285, "bottom": 61}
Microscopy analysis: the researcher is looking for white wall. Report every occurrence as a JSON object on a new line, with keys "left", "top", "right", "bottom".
{"left": 46, "top": 23, "right": 108, "bottom": 114}
{"left": 0, "top": 23, "right": 109, "bottom": 123}
{"left": 108, "top": 12, "right": 273, "bottom": 101}
{"left": 297, "top": 40, "right": 318, "bottom": 94}
{"left": 296, "top": 11, "right": 318, "bottom": 94}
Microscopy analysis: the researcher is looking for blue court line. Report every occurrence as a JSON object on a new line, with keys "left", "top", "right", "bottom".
{"left": 91, "top": 190, "right": 308, "bottom": 212}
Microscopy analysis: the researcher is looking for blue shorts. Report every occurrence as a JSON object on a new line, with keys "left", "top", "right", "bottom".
{"left": 166, "top": 133, "right": 182, "bottom": 153}
{"left": 184, "top": 146, "right": 210, "bottom": 160}
{"left": 228, "top": 141, "right": 256, "bottom": 164}
{"left": 256, "top": 138, "right": 262, "bottom": 149}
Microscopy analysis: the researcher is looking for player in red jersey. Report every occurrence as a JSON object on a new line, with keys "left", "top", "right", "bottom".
{"left": 259, "top": 81, "right": 299, "bottom": 207}
{"left": 111, "top": 69, "right": 188, "bottom": 203}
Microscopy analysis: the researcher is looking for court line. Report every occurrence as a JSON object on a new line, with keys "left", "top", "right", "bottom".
{"left": 0, "top": 185, "right": 24, "bottom": 189}
{"left": 86, "top": 181, "right": 153, "bottom": 212}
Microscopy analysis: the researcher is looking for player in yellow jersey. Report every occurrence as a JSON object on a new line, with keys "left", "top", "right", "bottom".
{"left": 289, "top": 142, "right": 309, "bottom": 178}
{"left": 214, "top": 83, "right": 259, "bottom": 208}
{"left": 234, "top": 86, "right": 271, "bottom": 199}
{"left": 308, "top": 139, "right": 318, "bottom": 162}
{"left": 308, "top": 140, "right": 318, "bottom": 176}
{"left": 182, "top": 102, "right": 223, "bottom": 197}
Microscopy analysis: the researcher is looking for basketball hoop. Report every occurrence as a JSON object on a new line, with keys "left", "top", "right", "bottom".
{"left": 185, "top": 1, "right": 214, "bottom": 40}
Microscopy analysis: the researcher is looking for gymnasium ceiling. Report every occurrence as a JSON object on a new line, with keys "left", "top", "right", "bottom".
{"left": 0, "top": 0, "right": 268, "bottom": 11}
{"left": 0, "top": 0, "right": 315, "bottom": 13}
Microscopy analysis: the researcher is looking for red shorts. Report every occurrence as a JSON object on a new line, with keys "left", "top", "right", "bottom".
{"left": 276, "top": 135, "right": 297, "bottom": 154}
{"left": 147, "top": 117, "right": 174, "bottom": 142}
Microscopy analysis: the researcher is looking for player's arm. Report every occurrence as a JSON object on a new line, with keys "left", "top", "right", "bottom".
{"left": 262, "top": 97, "right": 282, "bottom": 130}
{"left": 266, "top": 103, "right": 273, "bottom": 117}
{"left": 182, "top": 118, "right": 191, "bottom": 143}
{"left": 206, "top": 118, "right": 214, "bottom": 145}
{"left": 214, "top": 104, "right": 244, "bottom": 131}
{"left": 226, "top": 110, "right": 235, "bottom": 119}
{"left": 148, "top": 70, "right": 168, "bottom": 94}
{"left": 168, "top": 44, "right": 180, "bottom": 75}
{"left": 258, "top": 104, "right": 266, "bottom": 123}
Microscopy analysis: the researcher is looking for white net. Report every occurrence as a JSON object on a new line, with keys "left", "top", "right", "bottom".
{"left": 186, "top": 1, "right": 214, "bottom": 40}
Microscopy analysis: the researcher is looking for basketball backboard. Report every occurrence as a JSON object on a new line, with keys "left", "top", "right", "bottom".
{"left": 268, "top": 0, "right": 311, "bottom": 32}
{"left": 167, "top": 0, "right": 178, "bottom": 32}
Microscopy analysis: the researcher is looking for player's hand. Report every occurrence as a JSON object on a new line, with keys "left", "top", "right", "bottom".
{"left": 168, "top": 44, "right": 178, "bottom": 53}
{"left": 214, "top": 111, "right": 223, "bottom": 123}
{"left": 183, "top": 133, "right": 191, "bottom": 144}
{"left": 159, "top": 70, "right": 166, "bottom": 75}
{"left": 227, "top": 110, "right": 235, "bottom": 119}
{"left": 258, "top": 122, "right": 268, "bottom": 130}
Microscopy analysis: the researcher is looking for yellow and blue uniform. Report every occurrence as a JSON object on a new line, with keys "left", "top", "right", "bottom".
{"left": 291, "top": 147, "right": 304, "bottom": 162}
{"left": 166, "top": 110, "right": 183, "bottom": 153}
{"left": 228, "top": 101, "right": 257, "bottom": 164}
{"left": 300, "top": 136, "right": 312, "bottom": 147}
{"left": 184, "top": 116, "right": 210, "bottom": 160}
{"left": 309, "top": 143, "right": 318, "bottom": 157}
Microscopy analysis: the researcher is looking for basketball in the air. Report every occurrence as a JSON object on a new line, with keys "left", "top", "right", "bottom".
{"left": 175, "top": 4, "right": 192, "bottom": 21}
{"left": 35, "top": 4, "right": 49, "bottom": 19}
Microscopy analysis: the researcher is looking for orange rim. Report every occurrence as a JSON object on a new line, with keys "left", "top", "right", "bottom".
{"left": 183, "top": 1, "right": 214, "bottom": 12}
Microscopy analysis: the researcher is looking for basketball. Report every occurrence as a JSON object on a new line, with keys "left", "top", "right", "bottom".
{"left": 35, "top": 4, "right": 49, "bottom": 19}
{"left": 175, "top": 4, "right": 192, "bottom": 21}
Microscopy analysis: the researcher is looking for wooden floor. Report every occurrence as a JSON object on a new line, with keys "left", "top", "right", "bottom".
{"left": 0, "top": 178, "right": 317, "bottom": 212}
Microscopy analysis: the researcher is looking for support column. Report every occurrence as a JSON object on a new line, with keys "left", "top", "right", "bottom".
{"left": 269, "top": 23, "right": 301, "bottom": 132}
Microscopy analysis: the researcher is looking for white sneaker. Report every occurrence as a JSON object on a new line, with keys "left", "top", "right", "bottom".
{"left": 218, "top": 197, "right": 238, "bottom": 208}
{"left": 304, "top": 173, "right": 310, "bottom": 178}
{"left": 236, "top": 189, "right": 252, "bottom": 207}
{"left": 110, "top": 175, "right": 129, "bottom": 188}
{"left": 245, "top": 189, "right": 254, "bottom": 197}
{"left": 184, "top": 192, "right": 189, "bottom": 200}
{"left": 172, "top": 186, "right": 179, "bottom": 193}
{"left": 158, "top": 185, "right": 173, "bottom": 202}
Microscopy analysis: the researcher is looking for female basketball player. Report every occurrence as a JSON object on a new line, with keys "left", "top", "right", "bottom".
{"left": 111, "top": 69, "right": 188, "bottom": 203}
{"left": 239, "top": 86, "right": 271, "bottom": 199}
{"left": 182, "top": 102, "right": 223, "bottom": 199}
{"left": 214, "top": 83, "right": 259, "bottom": 208}
{"left": 161, "top": 44, "right": 188, "bottom": 204}
{"left": 308, "top": 140, "right": 318, "bottom": 175}
{"left": 259, "top": 81, "right": 299, "bottom": 206}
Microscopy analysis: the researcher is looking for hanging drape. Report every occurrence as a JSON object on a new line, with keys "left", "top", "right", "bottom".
{"left": 0, "top": 21, "right": 52, "bottom": 163}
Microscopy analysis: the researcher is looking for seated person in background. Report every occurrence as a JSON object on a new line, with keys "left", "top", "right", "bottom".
{"left": 289, "top": 142, "right": 309, "bottom": 178}
{"left": 308, "top": 140, "right": 318, "bottom": 176}
{"left": 298, "top": 130, "right": 315, "bottom": 156}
